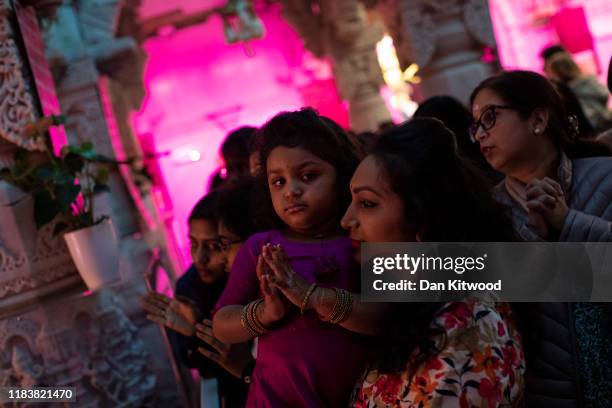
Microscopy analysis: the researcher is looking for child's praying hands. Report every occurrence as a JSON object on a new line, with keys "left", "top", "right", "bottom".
{"left": 261, "top": 244, "right": 314, "bottom": 311}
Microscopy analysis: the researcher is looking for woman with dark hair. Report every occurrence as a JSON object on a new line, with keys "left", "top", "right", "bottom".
{"left": 413, "top": 95, "right": 500, "bottom": 182}
{"left": 470, "top": 70, "right": 612, "bottom": 407}
{"left": 469, "top": 70, "right": 611, "bottom": 241}
{"left": 261, "top": 118, "right": 524, "bottom": 406}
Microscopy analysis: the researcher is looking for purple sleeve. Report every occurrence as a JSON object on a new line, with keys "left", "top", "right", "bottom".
{"left": 212, "top": 235, "right": 263, "bottom": 315}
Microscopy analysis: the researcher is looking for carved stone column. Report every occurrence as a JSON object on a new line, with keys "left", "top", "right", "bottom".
{"left": 0, "top": 0, "right": 82, "bottom": 314}
{"left": 371, "top": 0, "right": 497, "bottom": 104}
{"left": 281, "top": 0, "right": 391, "bottom": 132}
{"left": 0, "top": 1, "right": 183, "bottom": 406}
{"left": 41, "top": 2, "right": 141, "bottom": 238}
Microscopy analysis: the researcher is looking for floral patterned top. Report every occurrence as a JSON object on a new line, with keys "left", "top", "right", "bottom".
{"left": 352, "top": 300, "right": 525, "bottom": 408}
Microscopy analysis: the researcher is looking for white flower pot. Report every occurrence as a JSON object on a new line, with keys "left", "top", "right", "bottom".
{"left": 64, "top": 219, "right": 120, "bottom": 290}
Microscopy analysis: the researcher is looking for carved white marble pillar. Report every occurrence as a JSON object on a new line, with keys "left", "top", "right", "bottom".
{"left": 41, "top": 2, "right": 142, "bottom": 238}
{"left": 281, "top": 0, "right": 391, "bottom": 132}
{"left": 0, "top": 1, "right": 183, "bottom": 406}
{"left": 0, "top": 0, "right": 82, "bottom": 315}
{"left": 371, "top": 0, "right": 497, "bottom": 105}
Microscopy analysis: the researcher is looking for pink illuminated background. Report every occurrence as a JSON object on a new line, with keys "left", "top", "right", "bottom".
{"left": 134, "top": 0, "right": 612, "bottom": 269}
{"left": 133, "top": 2, "right": 347, "bottom": 266}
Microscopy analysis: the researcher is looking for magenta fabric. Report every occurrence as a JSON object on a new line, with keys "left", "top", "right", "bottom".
{"left": 213, "top": 230, "right": 369, "bottom": 407}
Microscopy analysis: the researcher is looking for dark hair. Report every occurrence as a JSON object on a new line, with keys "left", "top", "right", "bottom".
{"left": 255, "top": 108, "right": 359, "bottom": 227}
{"left": 413, "top": 95, "right": 498, "bottom": 180}
{"left": 189, "top": 190, "right": 220, "bottom": 223}
{"left": 208, "top": 168, "right": 225, "bottom": 190}
{"left": 221, "top": 126, "right": 257, "bottom": 177}
{"left": 348, "top": 130, "right": 380, "bottom": 159}
{"left": 216, "top": 177, "right": 268, "bottom": 240}
{"left": 551, "top": 79, "right": 596, "bottom": 139}
{"left": 368, "top": 118, "right": 516, "bottom": 375}
{"left": 549, "top": 53, "right": 581, "bottom": 82}
{"left": 540, "top": 44, "right": 566, "bottom": 60}
{"left": 470, "top": 70, "right": 611, "bottom": 158}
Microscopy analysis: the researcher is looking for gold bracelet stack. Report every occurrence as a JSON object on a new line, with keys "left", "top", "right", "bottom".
{"left": 322, "top": 288, "right": 353, "bottom": 324}
{"left": 300, "top": 283, "right": 318, "bottom": 315}
{"left": 240, "top": 299, "right": 268, "bottom": 337}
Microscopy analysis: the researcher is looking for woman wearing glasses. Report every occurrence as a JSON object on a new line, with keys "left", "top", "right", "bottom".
{"left": 470, "top": 70, "right": 612, "bottom": 407}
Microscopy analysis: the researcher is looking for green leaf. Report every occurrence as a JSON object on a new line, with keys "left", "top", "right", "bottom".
{"left": 52, "top": 168, "right": 75, "bottom": 185}
{"left": 51, "top": 114, "right": 67, "bottom": 125}
{"left": 92, "top": 154, "right": 116, "bottom": 163}
{"left": 55, "top": 183, "right": 81, "bottom": 212}
{"left": 96, "top": 167, "right": 109, "bottom": 184}
{"left": 13, "top": 160, "right": 37, "bottom": 179}
{"left": 14, "top": 149, "right": 29, "bottom": 165}
{"left": 64, "top": 152, "right": 85, "bottom": 174}
{"left": 35, "top": 166, "right": 54, "bottom": 181}
{"left": 33, "top": 191, "right": 61, "bottom": 229}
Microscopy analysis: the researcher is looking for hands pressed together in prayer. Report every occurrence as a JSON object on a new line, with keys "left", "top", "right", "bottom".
{"left": 525, "top": 177, "right": 569, "bottom": 239}
{"left": 140, "top": 292, "right": 252, "bottom": 379}
{"left": 255, "top": 243, "right": 315, "bottom": 326}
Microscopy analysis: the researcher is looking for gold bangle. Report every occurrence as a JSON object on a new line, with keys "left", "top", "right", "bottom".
{"left": 300, "top": 283, "right": 318, "bottom": 315}
{"left": 333, "top": 289, "right": 349, "bottom": 323}
{"left": 241, "top": 303, "right": 259, "bottom": 337}
{"left": 332, "top": 290, "right": 353, "bottom": 324}
{"left": 322, "top": 288, "right": 342, "bottom": 322}
{"left": 249, "top": 299, "right": 268, "bottom": 334}
{"left": 241, "top": 299, "right": 268, "bottom": 337}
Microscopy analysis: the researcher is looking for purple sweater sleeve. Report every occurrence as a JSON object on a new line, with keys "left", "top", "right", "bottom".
{"left": 212, "top": 234, "right": 263, "bottom": 315}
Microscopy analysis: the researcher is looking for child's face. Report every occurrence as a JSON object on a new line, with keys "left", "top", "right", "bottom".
{"left": 188, "top": 219, "right": 227, "bottom": 283}
{"left": 266, "top": 146, "right": 340, "bottom": 235}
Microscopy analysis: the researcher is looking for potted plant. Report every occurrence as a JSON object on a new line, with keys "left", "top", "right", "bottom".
{"left": 0, "top": 115, "right": 124, "bottom": 290}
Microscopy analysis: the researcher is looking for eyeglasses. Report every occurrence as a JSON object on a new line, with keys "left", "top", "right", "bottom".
{"left": 217, "top": 236, "right": 244, "bottom": 251}
{"left": 469, "top": 105, "right": 516, "bottom": 143}
{"left": 193, "top": 239, "right": 223, "bottom": 253}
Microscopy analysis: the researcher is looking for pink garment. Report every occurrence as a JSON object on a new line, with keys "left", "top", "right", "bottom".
{"left": 213, "top": 230, "right": 370, "bottom": 407}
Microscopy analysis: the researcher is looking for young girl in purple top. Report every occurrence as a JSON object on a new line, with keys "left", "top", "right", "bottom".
{"left": 212, "top": 108, "right": 369, "bottom": 407}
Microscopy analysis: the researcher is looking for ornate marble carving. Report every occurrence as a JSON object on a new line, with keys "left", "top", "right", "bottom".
{"left": 0, "top": 183, "right": 80, "bottom": 309}
{"left": 281, "top": 0, "right": 391, "bottom": 131}
{"left": 0, "top": 1, "right": 175, "bottom": 405}
{"left": 0, "top": 290, "right": 157, "bottom": 406}
{"left": 368, "top": 0, "right": 497, "bottom": 104}
{"left": 0, "top": 1, "right": 41, "bottom": 151}
{"left": 463, "top": 0, "right": 496, "bottom": 47}
{"left": 280, "top": 0, "right": 325, "bottom": 57}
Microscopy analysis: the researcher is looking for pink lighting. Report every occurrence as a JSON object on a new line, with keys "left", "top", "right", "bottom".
{"left": 490, "top": 0, "right": 612, "bottom": 77}
{"left": 134, "top": 3, "right": 347, "bottom": 266}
